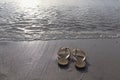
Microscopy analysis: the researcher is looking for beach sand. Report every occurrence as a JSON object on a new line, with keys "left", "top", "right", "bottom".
{"left": 0, "top": 39, "right": 120, "bottom": 80}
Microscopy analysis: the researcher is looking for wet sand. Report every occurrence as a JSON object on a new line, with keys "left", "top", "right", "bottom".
{"left": 0, "top": 39, "right": 120, "bottom": 80}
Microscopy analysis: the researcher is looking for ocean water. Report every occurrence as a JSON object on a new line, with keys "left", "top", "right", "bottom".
{"left": 0, "top": 0, "right": 120, "bottom": 41}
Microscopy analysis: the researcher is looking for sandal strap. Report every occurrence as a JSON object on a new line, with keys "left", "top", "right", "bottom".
{"left": 57, "top": 47, "right": 70, "bottom": 59}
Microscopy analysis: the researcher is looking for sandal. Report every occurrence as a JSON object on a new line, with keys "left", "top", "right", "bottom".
{"left": 57, "top": 47, "right": 70, "bottom": 66}
{"left": 72, "top": 49, "right": 86, "bottom": 68}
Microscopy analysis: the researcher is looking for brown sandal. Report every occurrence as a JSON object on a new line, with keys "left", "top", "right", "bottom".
{"left": 57, "top": 47, "right": 70, "bottom": 66}
{"left": 72, "top": 49, "right": 86, "bottom": 68}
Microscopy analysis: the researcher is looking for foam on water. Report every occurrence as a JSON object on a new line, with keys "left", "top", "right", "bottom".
{"left": 0, "top": 0, "right": 120, "bottom": 41}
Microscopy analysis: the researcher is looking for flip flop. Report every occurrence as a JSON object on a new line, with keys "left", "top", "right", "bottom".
{"left": 57, "top": 47, "right": 70, "bottom": 66}
{"left": 72, "top": 48, "right": 86, "bottom": 61}
{"left": 72, "top": 49, "right": 86, "bottom": 68}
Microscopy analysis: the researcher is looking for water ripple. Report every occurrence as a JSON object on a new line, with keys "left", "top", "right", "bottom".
{"left": 0, "top": 0, "right": 120, "bottom": 41}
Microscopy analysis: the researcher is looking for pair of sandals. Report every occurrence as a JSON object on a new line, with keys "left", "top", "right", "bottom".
{"left": 57, "top": 47, "right": 86, "bottom": 68}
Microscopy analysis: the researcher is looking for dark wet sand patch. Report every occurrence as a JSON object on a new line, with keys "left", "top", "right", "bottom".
{"left": 0, "top": 39, "right": 120, "bottom": 80}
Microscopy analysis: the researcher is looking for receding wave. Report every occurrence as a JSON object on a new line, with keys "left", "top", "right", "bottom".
{"left": 0, "top": 30, "right": 120, "bottom": 41}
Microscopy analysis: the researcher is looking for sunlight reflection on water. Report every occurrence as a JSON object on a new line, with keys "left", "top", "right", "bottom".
{"left": 0, "top": 0, "right": 120, "bottom": 41}
{"left": 18, "top": 0, "right": 40, "bottom": 8}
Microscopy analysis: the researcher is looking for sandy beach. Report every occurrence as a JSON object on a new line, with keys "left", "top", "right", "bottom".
{"left": 0, "top": 39, "right": 120, "bottom": 80}
{"left": 0, "top": 0, "right": 120, "bottom": 80}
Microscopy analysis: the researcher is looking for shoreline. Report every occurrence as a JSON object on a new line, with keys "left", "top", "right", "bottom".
{"left": 0, "top": 38, "right": 120, "bottom": 42}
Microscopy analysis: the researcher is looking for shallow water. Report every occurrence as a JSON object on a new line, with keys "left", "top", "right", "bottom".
{"left": 0, "top": 0, "right": 120, "bottom": 41}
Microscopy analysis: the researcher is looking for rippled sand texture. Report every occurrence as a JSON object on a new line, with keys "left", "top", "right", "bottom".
{"left": 0, "top": 0, "right": 120, "bottom": 40}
